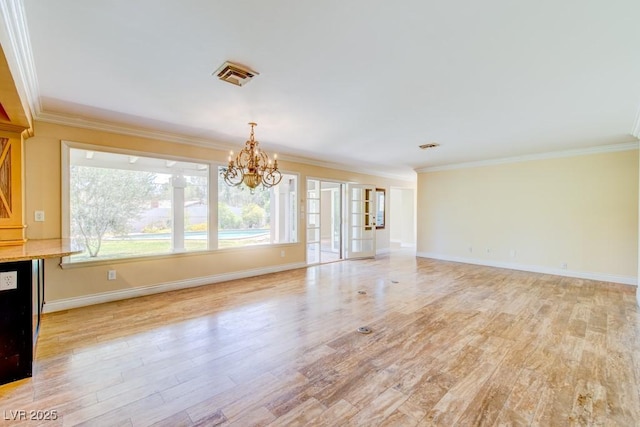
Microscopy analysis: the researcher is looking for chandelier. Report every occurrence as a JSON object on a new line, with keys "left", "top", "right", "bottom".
{"left": 221, "top": 122, "right": 282, "bottom": 192}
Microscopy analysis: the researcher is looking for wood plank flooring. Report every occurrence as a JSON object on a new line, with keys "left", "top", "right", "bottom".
{"left": 1, "top": 251, "right": 639, "bottom": 426}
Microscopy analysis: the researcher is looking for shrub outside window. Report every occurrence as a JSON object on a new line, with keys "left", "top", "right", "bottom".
{"left": 217, "top": 166, "right": 297, "bottom": 248}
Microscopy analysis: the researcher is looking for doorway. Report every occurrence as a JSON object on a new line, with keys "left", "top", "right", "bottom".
{"left": 390, "top": 187, "right": 416, "bottom": 250}
{"left": 306, "top": 179, "right": 344, "bottom": 264}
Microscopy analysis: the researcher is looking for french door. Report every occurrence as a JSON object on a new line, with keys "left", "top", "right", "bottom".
{"left": 306, "top": 179, "right": 321, "bottom": 264}
{"left": 346, "top": 184, "right": 376, "bottom": 259}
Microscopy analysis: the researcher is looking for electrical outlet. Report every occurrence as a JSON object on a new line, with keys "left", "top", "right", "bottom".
{"left": 108, "top": 270, "right": 116, "bottom": 280}
{"left": 0, "top": 271, "right": 17, "bottom": 290}
{"left": 34, "top": 210, "right": 45, "bottom": 222}
{"left": 280, "top": 250, "right": 285, "bottom": 257}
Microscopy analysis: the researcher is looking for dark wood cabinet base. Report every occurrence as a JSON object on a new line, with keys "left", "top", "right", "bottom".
{"left": 0, "top": 260, "right": 40, "bottom": 385}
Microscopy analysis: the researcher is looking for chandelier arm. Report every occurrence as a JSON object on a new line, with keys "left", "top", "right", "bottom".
{"left": 262, "top": 169, "right": 283, "bottom": 188}
{"left": 258, "top": 150, "right": 270, "bottom": 167}
{"left": 236, "top": 150, "right": 252, "bottom": 168}
{"left": 221, "top": 166, "right": 244, "bottom": 187}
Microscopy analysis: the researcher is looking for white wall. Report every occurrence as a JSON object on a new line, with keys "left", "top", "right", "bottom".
{"left": 417, "top": 148, "right": 639, "bottom": 284}
{"left": 390, "top": 188, "right": 415, "bottom": 247}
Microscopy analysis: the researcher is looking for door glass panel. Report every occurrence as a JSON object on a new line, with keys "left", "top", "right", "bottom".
{"left": 346, "top": 184, "right": 376, "bottom": 259}
{"left": 307, "top": 243, "right": 319, "bottom": 264}
{"left": 307, "top": 213, "right": 320, "bottom": 227}
{"left": 307, "top": 228, "right": 320, "bottom": 242}
{"left": 308, "top": 199, "right": 320, "bottom": 213}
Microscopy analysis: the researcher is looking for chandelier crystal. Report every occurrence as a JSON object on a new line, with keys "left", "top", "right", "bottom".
{"left": 220, "top": 122, "right": 282, "bottom": 192}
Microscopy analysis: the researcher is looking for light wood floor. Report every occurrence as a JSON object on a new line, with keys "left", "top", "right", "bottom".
{"left": 1, "top": 252, "right": 639, "bottom": 426}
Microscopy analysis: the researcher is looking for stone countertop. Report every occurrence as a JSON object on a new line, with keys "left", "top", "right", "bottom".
{"left": 0, "top": 239, "right": 82, "bottom": 262}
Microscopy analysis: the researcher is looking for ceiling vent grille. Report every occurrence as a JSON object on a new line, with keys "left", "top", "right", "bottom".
{"left": 214, "top": 61, "right": 259, "bottom": 86}
{"left": 419, "top": 143, "right": 440, "bottom": 150}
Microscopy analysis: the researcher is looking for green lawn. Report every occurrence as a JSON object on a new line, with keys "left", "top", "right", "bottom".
{"left": 70, "top": 235, "right": 270, "bottom": 262}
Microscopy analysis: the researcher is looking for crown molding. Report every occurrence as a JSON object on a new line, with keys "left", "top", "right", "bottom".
{"left": 0, "top": 0, "right": 40, "bottom": 118}
{"left": 277, "top": 152, "right": 415, "bottom": 182}
{"left": 38, "top": 110, "right": 416, "bottom": 183}
{"left": 37, "top": 111, "right": 233, "bottom": 150}
{"left": 416, "top": 141, "right": 640, "bottom": 173}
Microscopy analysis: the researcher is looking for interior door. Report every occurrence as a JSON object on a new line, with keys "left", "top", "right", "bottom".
{"left": 346, "top": 184, "right": 376, "bottom": 259}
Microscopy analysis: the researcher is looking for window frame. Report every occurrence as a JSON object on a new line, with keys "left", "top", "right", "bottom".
{"left": 61, "top": 141, "right": 215, "bottom": 265}
{"left": 61, "top": 141, "right": 300, "bottom": 267}
{"left": 215, "top": 164, "right": 300, "bottom": 249}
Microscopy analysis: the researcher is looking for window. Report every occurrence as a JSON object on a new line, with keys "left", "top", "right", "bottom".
{"left": 63, "top": 144, "right": 298, "bottom": 263}
{"left": 65, "top": 146, "right": 210, "bottom": 262}
{"left": 217, "top": 166, "right": 297, "bottom": 248}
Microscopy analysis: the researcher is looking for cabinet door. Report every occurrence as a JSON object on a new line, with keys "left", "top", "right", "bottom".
{"left": 0, "top": 260, "right": 33, "bottom": 384}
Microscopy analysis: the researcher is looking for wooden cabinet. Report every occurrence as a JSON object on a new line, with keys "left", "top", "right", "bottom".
{"left": 0, "top": 260, "right": 34, "bottom": 384}
{"left": 0, "top": 44, "right": 31, "bottom": 245}
{"left": 0, "top": 135, "right": 26, "bottom": 245}
{"left": 0, "top": 240, "right": 80, "bottom": 385}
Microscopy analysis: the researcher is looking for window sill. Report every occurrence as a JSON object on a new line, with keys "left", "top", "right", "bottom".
{"left": 60, "top": 242, "right": 299, "bottom": 269}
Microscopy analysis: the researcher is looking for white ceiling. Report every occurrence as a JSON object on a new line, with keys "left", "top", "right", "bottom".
{"left": 6, "top": 0, "right": 640, "bottom": 178}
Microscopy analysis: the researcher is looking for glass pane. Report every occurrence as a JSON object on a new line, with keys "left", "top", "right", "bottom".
{"left": 308, "top": 190, "right": 319, "bottom": 199}
{"left": 351, "top": 201, "right": 362, "bottom": 214}
{"left": 184, "top": 172, "right": 209, "bottom": 251}
{"left": 308, "top": 199, "right": 320, "bottom": 214}
{"left": 351, "top": 213, "right": 362, "bottom": 226}
{"left": 351, "top": 226, "right": 363, "bottom": 239}
{"left": 308, "top": 179, "right": 319, "bottom": 192}
{"left": 307, "top": 243, "right": 319, "bottom": 264}
{"left": 218, "top": 168, "right": 297, "bottom": 247}
{"left": 68, "top": 147, "right": 212, "bottom": 262}
{"left": 351, "top": 188, "right": 362, "bottom": 201}
{"left": 307, "top": 228, "right": 320, "bottom": 243}
{"left": 307, "top": 213, "right": 320, "bottom": 227}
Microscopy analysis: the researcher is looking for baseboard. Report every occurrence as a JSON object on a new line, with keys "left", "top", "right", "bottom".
{"left": 43, "top": 262, "right": 307, "bottom": 313}
{"left": 391, "top": 239, "right": 416, "bottom": 248}
{"left": 416, "top": 252, "right": 638, "bottom": 286}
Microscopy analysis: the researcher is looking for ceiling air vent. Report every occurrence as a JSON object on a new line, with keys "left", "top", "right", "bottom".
{"left": 214, "top": 61, "right": 259, "bottom": 87}
{"left": 419, "top": 143, "right": 440, "bottom": 150}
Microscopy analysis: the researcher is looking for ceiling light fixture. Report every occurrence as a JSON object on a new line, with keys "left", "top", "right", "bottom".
{"left": 221, "top": 122, "right": 282, "bottom": 192}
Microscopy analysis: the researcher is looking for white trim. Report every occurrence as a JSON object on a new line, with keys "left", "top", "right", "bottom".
{"left": 37, "top": 110, "right": 415, "bottom": 182}
{"left": 43, "top": 112, "right": 232, "bottom": 151}
{"left": 43, "top": 261, "right": 307, "bottom": 313}
{"left": 0, "top": 0, "right": 40, "bottom": 117}
{"left": 416, "top": 141, "right": 640, "bottom": 173}
{"left": 416, "top": 252, "right": 637, "bottom": 286}
{"left": 279, "top": 153, "right": 415, "bottom": 182}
